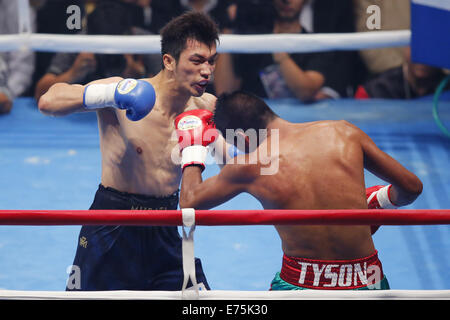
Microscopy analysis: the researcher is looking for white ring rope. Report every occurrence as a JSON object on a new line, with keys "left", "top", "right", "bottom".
{"left": 0, "top": 289, "right": 448, "bottom": 300}
{"left": 0, "top": 30, "right": 411, "bottom": 54}
{"left": 1, "top": 209, "right": 449, "bottom": 300}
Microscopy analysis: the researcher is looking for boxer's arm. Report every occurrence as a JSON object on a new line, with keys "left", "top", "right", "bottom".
{"left": 180, "top": 161, "right": 254, "bottom": 210}
{"left": 35, "top": 73, "right": 75, "bottom": 102}
{"left": 211, "top": 134, "right": 244, "bottom": 169}
{"left": 38, "top": 77, "right": 123, "bottom": 116}
{"left": 357, "top": 126, "right": 423, "bottom": 206}
{"left": 195, "top": 93, "right": 237, "bottom": 168}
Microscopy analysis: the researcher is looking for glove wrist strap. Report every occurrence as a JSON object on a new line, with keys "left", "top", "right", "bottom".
{"left": 181, "top": 145, "right": 208, "bottom": 171}
{"left": 83, "top": 83, "right": 118, "bottom": 109}
{"left": 377, "top": 185, "right": 398, "bottom": 209}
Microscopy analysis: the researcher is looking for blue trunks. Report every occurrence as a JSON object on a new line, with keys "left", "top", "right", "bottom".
{"left": 66, "top": 184, "right": 209, "bottom": 291}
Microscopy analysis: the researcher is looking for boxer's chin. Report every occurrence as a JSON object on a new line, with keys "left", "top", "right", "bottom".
{"left": 192, "top": 83, "right": 207, "bottom": 97}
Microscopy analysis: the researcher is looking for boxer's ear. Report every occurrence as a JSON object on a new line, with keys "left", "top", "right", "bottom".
{"left": 163, "top": 54, "right": 176, "bottom": 71}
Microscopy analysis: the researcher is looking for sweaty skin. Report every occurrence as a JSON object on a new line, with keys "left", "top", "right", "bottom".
{"left": 39, "top": 40, "right": 223, "bottom": 196}
{"left": 180, "top": 118, "right": 423, "bottom": 260}
{"left": 97, "top": 85, "right": 216, "bottom": 196}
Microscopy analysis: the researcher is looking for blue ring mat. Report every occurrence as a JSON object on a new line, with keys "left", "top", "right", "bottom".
{"left": 0, "top": 95, "right": 449, "bottom": 291}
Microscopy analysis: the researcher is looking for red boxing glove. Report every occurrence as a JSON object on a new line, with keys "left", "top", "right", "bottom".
{"left": 175, "top": 109, "right": 218, "bottom": 171}
{"left": 366, "top": 185, "right": 398, "bottom": 209}
{"left": 366, "top": 185, "right": 398, "bottom": 235}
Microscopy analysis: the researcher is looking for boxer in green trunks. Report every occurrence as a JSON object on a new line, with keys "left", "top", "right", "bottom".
{"left": 177, "top": 91, "right": 423, "bottom": 290}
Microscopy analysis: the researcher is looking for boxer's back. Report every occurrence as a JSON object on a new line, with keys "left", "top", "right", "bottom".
{"left": 247, "top": 120, "right": 375, "bottom": 259}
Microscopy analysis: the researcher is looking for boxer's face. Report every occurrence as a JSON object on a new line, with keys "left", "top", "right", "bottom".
{"left": 174, "top": 39, "right": 218, "bottom": 97}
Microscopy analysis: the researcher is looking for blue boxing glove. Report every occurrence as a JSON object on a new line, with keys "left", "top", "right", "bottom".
{"left": 228, "top": 144, "right": 245, "bottom": 158}
{"left": 114, "top": 79, "right": 156, "bottom": 121}
{"left": 83, "top": 78, "right": 156, "bottom": 121}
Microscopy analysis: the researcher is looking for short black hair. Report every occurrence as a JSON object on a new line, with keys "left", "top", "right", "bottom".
{"left": 160, "top": 11, "right": 219, "bottom": 68}
{"left": 214, "top": 91, "right": 277, "bottom": 139}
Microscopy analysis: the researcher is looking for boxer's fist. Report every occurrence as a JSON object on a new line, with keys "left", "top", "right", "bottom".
{"left": 175, "top": 109, "right": 217, "bottom": 149}
{"left": 175, "top": 109, "right": 217, "bottom": 171}
{"left": 83, "top": 78, "right": 155, "bottom": 121}
{"left": 114, "top": 79, "right": 155, "bottom": 121}
{"left": 366, "top": 185, "right": 397, "bottom": 209}
{"left": 366, "top": 185, "right": 398, "bottom": 235}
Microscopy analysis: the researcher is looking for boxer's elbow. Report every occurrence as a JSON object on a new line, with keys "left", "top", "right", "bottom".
{"left": 37, "top": 93, "right": 54, "bottom": 115}
{"left": 397, "top": 176, "right": 423, "bottom": 205}
{"left": 38, "top": 92, "right": 65, "bottom": 116}
{"left": 406, "top": 177, "right": 423, "bottom": 200}
{"left": 180, "top": 189, "right": 209, "bottom": 210}
{"left": 38, "top": 83, "right": 81, "bottom": 116}
{"left": 38, "top": 83, "right": 63, "bottom": 115}
{"left": 179, "top": 190, "right": 197, "bottom": 209}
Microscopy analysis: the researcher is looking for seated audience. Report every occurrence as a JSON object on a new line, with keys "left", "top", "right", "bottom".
{"left": 214, "top": 0, "right": 352, "bottom": 102}
{"left": 0, "top": 0, "right": 37, "bottom": 114}
{"left": 354, "top": 0, "right": 411, "bottom": 76}
{"left": 355, "top": 47, "right": 450, "bottom": 99}
{"left": 0, "top": 57, "right": 12, "bottom": 114}
{"left": 34, "top": 1, "right": 161, "bottom": 100}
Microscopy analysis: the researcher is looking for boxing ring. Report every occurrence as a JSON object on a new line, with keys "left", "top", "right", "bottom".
{"left": 0, "top": 207, "right": 449, "bottom": 300}
{"left": 1, "top": 0, "right": 450, "bottom": 301}
{"left": 1, "top": 96, "right": 449, "bottom": 300}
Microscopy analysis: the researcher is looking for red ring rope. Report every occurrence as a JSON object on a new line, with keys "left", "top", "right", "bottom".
{"left": 0, "top": 209, "right": 449, "bottom": 226}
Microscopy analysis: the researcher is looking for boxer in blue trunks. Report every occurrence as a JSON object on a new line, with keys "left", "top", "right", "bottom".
{"left": 70, "top": 185, "right": 208, "bottom": 290}
{"left": 38, "top": 12, "right": 225, "bottom": 291}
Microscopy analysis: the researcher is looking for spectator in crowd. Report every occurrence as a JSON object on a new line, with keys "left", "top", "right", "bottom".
{"left": 355, "top": 47, "right": 450, "bottom": 99}
{"left": 119, "top": 0, "right": 155, "bottom": 32}
{"left": 305, "top": 0, "right": 364, "bottom": 98}
{"left": 224, "top": 0, "right": 274, "bottom": 34}
{"left": 354, "top": 0, "right": 411, "bottom": 76}
{"left": 0, "top": 0, "right": 37, "bottom": 114}
{"left": 174, "top": 0, "right": 232, "bottom": 30}
{"left": 32, "top": 0, "right": 84, "bottom": 98}
{"left": 120, "top": 0, "right": 233, "bottom": 34}
{"left": 34, "top": 1, "right": 161, "bottom": 101}
{"left": 119, "top": 0, "right": 175, "bottom": 34}
{"left": 214, "top": 0, "right": 348, "bottom": 102}
{"left": 0, "top": 57, "right": 12, "bottom": 114}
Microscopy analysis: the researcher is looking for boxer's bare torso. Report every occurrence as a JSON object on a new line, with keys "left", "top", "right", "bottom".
{"left": 98, "top": 77, "right": 216, "bottom": 196}
{"left": 249, "top": 119, "right": 374, "bottom": 260}
{"left": 181, "top": 117, "right": 422, "bottom": 260}
{"left": 39, "top": 39, "right": 219, "bottom": 196}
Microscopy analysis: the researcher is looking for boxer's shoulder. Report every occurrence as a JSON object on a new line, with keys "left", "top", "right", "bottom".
{"left": 188, "top": 93, "right": 217, "bottom": 112}
{"left": 140, "top": 76, "right": 156, "bottom": 88}
{"left": 302, "top": 120, "right": 361, "bottom": 138}
{"left": 307, "top": 119, "right": 352, "bottom": 129}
